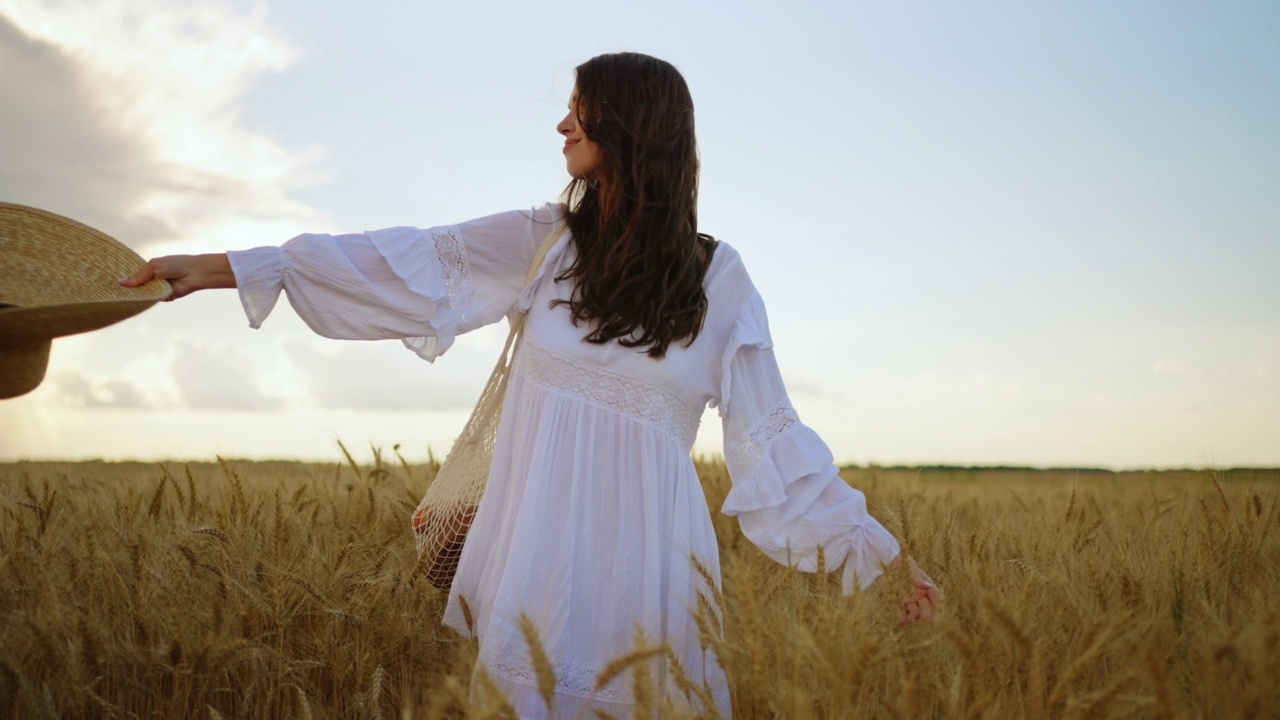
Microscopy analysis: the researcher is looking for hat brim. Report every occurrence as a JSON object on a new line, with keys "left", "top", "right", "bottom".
{"left": 1, "top": 202, "right": 171, "bottom": 316}
{"left": 0, "top": 299, "right": 167, "bottom": 340}
{"left": 1, "top": 202, "right": 173, "bottom": 399}
{"left": 0, "top": 339, "right": 51, "bottom": 400}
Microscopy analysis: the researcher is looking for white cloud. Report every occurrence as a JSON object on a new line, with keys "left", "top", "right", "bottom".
{"left": 53, "top": 372, "right": 151, "bottom": 409}
{"left": 43, "top": 335, "right": 292, "bottom": 412}
{"left": 282, "top": 339, "right": 488, "bottom": 412}
{"left": 893, "top": 369, "right": 1029, "bottom": 404}
{"left": 781, "top": 372, "right": 837, "bottom": 400}
{"left": 170, "top": 338, "right": 285, "bottom": 411}
{"left": 0, "top": 0, "right": 335, "bottom": 442}
{"left": 1153, "top": 360, "right": 1191, "bottom": 375}
{"left": 0, "top": 0, "right": 328, "bottom": 252}
{"left": 0, "top": 14, "right": 165, "bottom": 242}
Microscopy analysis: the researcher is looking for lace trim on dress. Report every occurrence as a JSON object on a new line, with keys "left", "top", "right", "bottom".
{"left": 517, "top": 343, "right": 701, "bottom": 449}
{"left": 728, "top": 400, "right": 800, "bottom": 471}
{"left": 428, "top": 226, "right": 473, "bottom": 323}
{"left": 479, "top": 641, "right": 634, "bottom": 704}
{"left": 478, "top": 637, "right": 732, "bottom": 711}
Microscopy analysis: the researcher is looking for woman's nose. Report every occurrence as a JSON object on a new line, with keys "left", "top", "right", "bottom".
{"left": 557, "top": 112, "right": 573, "bottom": 136}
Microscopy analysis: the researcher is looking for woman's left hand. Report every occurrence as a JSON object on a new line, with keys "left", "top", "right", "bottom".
{"left": 894, "top": 557, "right": 940, "bottom": 626}
{"left": 119, "top": 253, "right": 235, "bottom": 301}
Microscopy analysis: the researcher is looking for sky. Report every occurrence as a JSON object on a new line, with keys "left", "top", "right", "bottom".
{"left": 1, "top": 0, "right": 1277, "bottom": 469}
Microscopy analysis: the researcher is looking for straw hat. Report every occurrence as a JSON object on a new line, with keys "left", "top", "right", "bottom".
{"left": 0, "top": 202, "right": 170, "bottom": 399}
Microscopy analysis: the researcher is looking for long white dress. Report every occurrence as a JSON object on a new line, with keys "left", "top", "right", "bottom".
{"left": 227, "top": 202, "right": 902, "bottom": 719}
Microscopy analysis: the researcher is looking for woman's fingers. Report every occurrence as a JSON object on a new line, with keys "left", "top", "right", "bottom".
{"left": 119, "top": 261, "right": 158, "bottom": 288}
{"left": 917, "top": 594, "right": 934, "bottom": 623}
{"left": 118, "top": 254, "right": 234, "bottom": 300}
{"left": 899, "top": 599, "right": 922, "bottom": 625}
{"left": 120, "top": 256, "right": 194, "bottom": 299}
{"left": 897, "top": 579, "right": 940, "bottom": 626}
{"left": 918, "top": 583, "right": 939, "bottom": 622}
{"left": 883, "top": 557, "right": 940, "bottom": 626}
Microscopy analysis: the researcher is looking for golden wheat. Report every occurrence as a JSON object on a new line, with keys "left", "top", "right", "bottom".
{"left": 0, "top": 457, "right": 1277, "bottom": 718}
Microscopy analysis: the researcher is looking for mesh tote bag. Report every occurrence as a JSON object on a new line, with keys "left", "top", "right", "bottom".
{"left": 411, "top": 223, "right": 565, "bottom": 590}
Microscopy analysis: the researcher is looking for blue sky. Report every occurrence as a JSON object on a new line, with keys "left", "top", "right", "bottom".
{"left": 1, "top": 0, "right": 1276, "bottom": 467}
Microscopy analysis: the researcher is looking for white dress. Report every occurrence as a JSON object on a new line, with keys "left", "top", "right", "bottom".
{"left": 227, "top": 203, "right": 902, "bottom": 719}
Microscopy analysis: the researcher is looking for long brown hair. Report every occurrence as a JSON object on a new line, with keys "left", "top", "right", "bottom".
{"left": 554, "top": 52, "right": 716, "bottom": 359}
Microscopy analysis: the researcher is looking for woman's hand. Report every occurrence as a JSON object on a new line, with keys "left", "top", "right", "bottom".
{"left": 119, "top": 253, "right": 235, "bottom": 301}
{"left": 883, "top": 555, "right": 940, "bottom": 626}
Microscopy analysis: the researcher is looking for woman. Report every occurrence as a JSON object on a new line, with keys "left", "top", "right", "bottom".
{"left": 123, "top": 52, "right": 938, "bottom": 719}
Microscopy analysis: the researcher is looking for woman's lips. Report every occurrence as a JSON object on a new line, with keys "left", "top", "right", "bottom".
{"left": 563, "top": 139, "right": 579, "bottom": 154}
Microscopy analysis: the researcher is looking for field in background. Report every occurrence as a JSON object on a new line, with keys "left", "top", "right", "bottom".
{"left": 1, "top": 455, "right": 1278, "bottom": 718}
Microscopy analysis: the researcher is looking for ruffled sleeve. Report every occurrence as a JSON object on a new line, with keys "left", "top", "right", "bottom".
{"left": 716, "top": 283, "right": 901, "bottom": 593}
{"left": 226, "top": 203, "right": 566, "bottom": 362}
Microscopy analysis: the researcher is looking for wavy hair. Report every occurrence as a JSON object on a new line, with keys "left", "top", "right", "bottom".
{"left": 554, "top": 52, "right": 716, "bottom": 359}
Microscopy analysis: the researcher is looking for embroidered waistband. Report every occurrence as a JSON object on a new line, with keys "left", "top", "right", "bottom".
{"left": 516, "top": 343, "right": 701, "bottom": 448}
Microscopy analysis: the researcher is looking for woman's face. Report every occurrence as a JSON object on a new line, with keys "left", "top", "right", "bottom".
{"left": 558, "top": 90, "right": 603, "bottom": 180}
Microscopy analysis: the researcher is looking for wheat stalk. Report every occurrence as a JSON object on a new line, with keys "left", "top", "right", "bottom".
{"left": 1, "top": 460, "right": 1278, "bottom": 717}
{"left": 519, "top": 614, "right": 557, "bottom": 711}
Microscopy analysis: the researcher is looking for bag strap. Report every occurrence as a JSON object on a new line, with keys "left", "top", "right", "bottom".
{"left": 491, "top": 222, "right": 568, "bottom": 376}
{"left": 450, "top": 223, "right": 568, "bottom": 444}
{"left": 523, "top": 223, "right": 568, "bottom": 295}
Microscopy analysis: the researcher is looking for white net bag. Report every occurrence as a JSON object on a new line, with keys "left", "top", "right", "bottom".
{"left": 412, "top": 224, "right": 565, "bottom": 590}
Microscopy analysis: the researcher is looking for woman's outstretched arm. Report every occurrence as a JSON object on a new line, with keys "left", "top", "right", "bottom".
{"left": 119, "top": 253, "right": 236, "bottom": 300}
{"left": 719, "top": 338, "right": 941, "bottom": 625}
{"left": 714, "top": 276, "right": 940, "bottom": 624}
{"left": 115, "top": 204, "right": 565, "bottom": 362}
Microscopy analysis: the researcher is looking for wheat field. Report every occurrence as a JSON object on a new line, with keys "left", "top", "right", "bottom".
{"left": 1, "top": 451, "right": 1277, "bottom": 719}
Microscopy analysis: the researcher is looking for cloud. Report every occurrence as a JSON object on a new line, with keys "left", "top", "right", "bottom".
{"left": 781, "top": 372, "right": 839, "bottom": 400}
{"left": 1153, "top": 360, "right": 1190, "bottom": 375}
{"left": 283, "top": 340, "right": 484, "bottom": 412}
{"left": 0, "top": 16, "right": 171, "bottom": 244}
{"left": 29, "top": 331, "right": 294, "bottom": 412}
{"left": 53, "top": 372, "right": 152, "bottom": 409}
{"left": 0, "top": 0, "right": 327, "bottom": 254}
{"left": 893, "top": 369, "right": 1030, "bottom": 405}
{"left": 1, "top": 2, "right": 332, "bottom": 420}
{"left": 171, "top": 339, "right": 284, "bottom": 410}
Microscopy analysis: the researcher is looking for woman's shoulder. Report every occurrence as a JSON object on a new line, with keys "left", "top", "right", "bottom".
{"left": 704, "top": 239, "right": 752, "bottom": 292}
{"left": 454, "top": 202, "right": 567, "bottom": 234}
{"left": 531, "top": 201, "right": 568, "bottom": 224}
{"left": 701, "top": 239, "right": 767, "bottom": 332}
